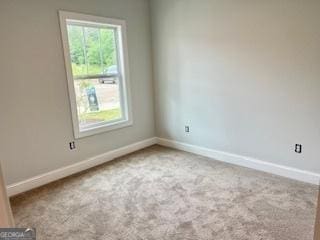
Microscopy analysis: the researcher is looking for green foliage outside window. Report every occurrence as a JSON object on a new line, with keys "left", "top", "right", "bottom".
{"left": 67, "top": 25, "right": 117, "bottom": 77}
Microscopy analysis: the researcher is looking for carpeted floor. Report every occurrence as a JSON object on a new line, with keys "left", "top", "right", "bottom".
{"left": 11, "top": 146, "right": 318, "bottom": 240}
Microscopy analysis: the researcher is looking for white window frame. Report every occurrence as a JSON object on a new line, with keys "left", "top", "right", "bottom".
{"left": 59, "top": 11, "right": 133, "bottom": 139}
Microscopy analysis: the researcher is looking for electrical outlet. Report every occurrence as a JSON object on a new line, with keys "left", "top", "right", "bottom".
{"left": 185, "top": 126, "right": 190, "bottom": 133}
{"left": 69, "top": 141, "right": 76, "bottom": 150}
{"left": 295, "top": 144, "right": 302, "bottom": 154}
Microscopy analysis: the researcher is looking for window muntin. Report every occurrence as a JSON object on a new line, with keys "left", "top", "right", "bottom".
{"left": 60, "top": 12, "right": 132, "bottom": 138}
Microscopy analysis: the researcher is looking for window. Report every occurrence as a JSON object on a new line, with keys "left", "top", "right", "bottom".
{"left": 59, "top": 11, "right": 132, "bottom": 138}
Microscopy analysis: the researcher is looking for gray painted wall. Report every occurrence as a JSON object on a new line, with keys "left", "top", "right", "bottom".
{"left": 0, "top": 0, "right": 155, "bottom": 185}
{"left": 150, "top": 0, "right": 320, "bottom": 173}
{"left": 1, "top": 0, "right": 319, "bottom": 186}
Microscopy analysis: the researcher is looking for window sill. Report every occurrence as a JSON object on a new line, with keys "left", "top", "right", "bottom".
{"left": 75, "top": 119, "right": 133, "bottom": 139}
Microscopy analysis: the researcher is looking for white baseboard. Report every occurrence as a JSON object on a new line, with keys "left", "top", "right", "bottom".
{"left": 7, "top": 136, "right": 319, "bottom": 197}
{"left": 7, "top": 137, "right": 158, "bottom": 197}
{"left": 157, "top": 138, "right": 320, "bottom": 185}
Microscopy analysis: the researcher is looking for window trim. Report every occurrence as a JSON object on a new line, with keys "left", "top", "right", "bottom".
{"left": 59, "top": 11, "right": 133, "bottom": 139}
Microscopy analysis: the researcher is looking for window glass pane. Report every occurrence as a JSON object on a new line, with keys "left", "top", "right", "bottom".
{"left": 74, "top": 78, "right": 123, "bottom": 130}
{"left": 84, "top": 27, "right": 103, "bottom": 75}
{"left": 67, "top": 25, "right": 119, "bottom": 78}
{"left": 67, "top": 25, "right": 86, "bottom": 76}
{"left": 61, "top": 12, "right": 131, "bottom": 138}
{"left": 67, "top": 24, "right": 123, "bottom": 130}
{"left": 100, "top": 28, "right": 118, "bottom": 74}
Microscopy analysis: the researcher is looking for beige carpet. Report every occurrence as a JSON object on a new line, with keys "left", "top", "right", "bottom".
{"left": 11, "top": 146, "right": 318, "bottom": 240}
